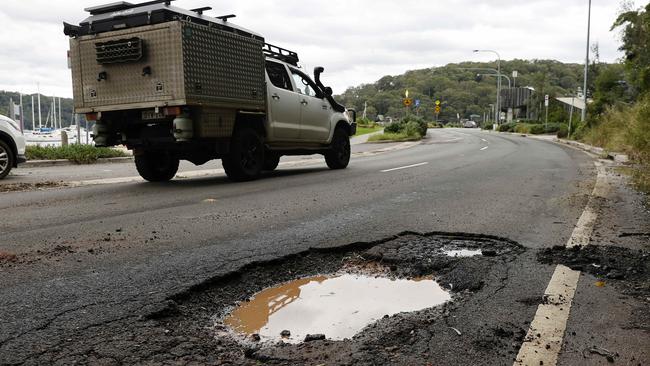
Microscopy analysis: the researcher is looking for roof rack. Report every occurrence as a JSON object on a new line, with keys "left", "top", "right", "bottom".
{"left": 263, "top": 43, "right": 299, "bottom": 66}
{"left": 85, "top": 0, "right": 174, "bottom": 15}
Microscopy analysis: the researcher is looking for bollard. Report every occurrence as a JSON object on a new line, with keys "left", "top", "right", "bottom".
{"left": 61, "top": 130, "right": 69, "bottom": 146}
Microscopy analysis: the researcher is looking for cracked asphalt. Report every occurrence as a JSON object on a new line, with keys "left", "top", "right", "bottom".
{"left": 1, "top": 129, "right": 648, "bottom": 365}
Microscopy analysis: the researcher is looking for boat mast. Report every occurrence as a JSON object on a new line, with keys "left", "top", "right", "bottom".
{"left": 31, "top": 95, "right": 35, "bottom": 131}
{"left": 37, "top": 84, "right": 42, "bottom": 129}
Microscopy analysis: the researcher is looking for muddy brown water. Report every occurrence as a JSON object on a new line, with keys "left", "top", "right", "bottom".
{"left": 223, "top": 273, "right": 451, "bottom": 343}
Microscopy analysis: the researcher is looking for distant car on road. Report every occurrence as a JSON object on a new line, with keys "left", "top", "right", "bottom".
{"left": 0, "top": 114, "right": 26, "bottom": 179}
{"left": 462, "top": 120, "right": 478, "bottom": 128}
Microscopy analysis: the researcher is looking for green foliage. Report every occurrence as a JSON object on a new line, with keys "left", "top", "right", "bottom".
{"left": 336, "top": 60, "right": 589, "bottom": 124}
{"left": 367, "top": 132, "right": 413, "bottom": 142}
{"left": 404, "top": 121, "right": 422, "bottom": 138}
{"left": 612, "top": 4, "right": 650, "bottom": 95}
{"left": 384, "top": 122, "right": 402, "bottom": 134}
{"left": 354, "top": 126, "right": 382, "bottom": 136}
{"left": 529, "top": 124, "right": 545, "bottom": 134}
{"left": 26, "top": 145, "right": 127, "bottom": 164}
{"left": 583, "top": 94, "right": 650, "bottom": 195}
{"left": 0, "top": 91, "right": 76, "bottom": 130}
{"left": 498, "top": 123, "right": 516, "bottom": 132}
{"left": 557, "top": 124, "right": 569, "bottom": 138}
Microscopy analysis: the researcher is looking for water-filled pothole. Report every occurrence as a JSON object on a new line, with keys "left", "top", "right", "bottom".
{"left": 223, "top": 273, "right": 451, "bottom": 343}
{"left": 444, "top": 248, "right": 482, "bottom": 257}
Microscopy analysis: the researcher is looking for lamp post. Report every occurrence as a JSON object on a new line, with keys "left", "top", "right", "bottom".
{"left": 474, "top": 50, "right": 501, "bottom": 124}
{"left": 581, "top": 0, "right": 592, "bottom": 122}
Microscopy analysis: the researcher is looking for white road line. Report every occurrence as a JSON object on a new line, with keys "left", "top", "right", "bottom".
{"left": 480, "top": 146, "right": 489, "bottom": 151}
{"left": 515, "top": 161, "right": 608, "bottom": 366}
{"left": 380, "top": 162, "right": 428, "bottom": 173}
{"left": 481, "top": 138, "right": 488, "bottom": 142}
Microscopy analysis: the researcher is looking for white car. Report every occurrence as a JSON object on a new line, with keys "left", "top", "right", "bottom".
{"left": 0, "top": 114, "right": 27, "bottom": 179}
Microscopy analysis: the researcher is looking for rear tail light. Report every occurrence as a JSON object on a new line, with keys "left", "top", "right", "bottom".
{"left": 163, "top": 106, "right": 182, "bottom": 116}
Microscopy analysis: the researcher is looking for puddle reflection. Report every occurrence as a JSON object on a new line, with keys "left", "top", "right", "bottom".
{"left": 224, "top": 274, "right": 450, "bottom": 343}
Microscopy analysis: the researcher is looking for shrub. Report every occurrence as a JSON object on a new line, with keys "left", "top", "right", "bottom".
{"left": 557, "top": 124, "right": 569, "bottom": 138}
{"left": 404, "top": 121, "right": 423, "bottom": 138}
{"left": 498, "top": 122, "right": 516, "bottom": 132}
{"left": 367, "top": 132, "right": 411, "bottom": 142}
{"left": 514, "top": 124, "right": 531, "bottom": 134}
{"left": 529, "top": 124, "right": 546, "bottom": 134}
{"left": 26, "top": 145, "right": 127, "bottom": 164}
{"left": 384, "top": 122, "right": 402, "bottom": 134}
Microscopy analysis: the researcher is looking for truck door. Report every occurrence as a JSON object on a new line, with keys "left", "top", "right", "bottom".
{"left": 290, "top": 69, "right": 331, "bottom": 142}
{"left": 265, "top": 61, "right": 300, "bottom": 140}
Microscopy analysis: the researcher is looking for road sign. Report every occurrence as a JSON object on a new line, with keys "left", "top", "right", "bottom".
{"left": 403, "top": 98, "right": 413, "bottom": 107}
{"left": 544, "top": 94, "right": 549, "bottom": 107}
{"left": 435, "top": 100, "right": 441, "bottom": 105}
{"left": 415, "top": 99, "right": 420, "bottom": 107}
{"left": 435, "top": 106, "right": 441, "bottom": 114}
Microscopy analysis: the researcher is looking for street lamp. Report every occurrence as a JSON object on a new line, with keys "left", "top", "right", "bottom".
{"left": 581, "top": 0, "right": 592, "bottom": 122}
{"left": 474, "top": 49, "right": 501, "bottom": 125}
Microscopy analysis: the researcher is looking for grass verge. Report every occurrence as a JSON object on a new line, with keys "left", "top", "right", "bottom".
{"left": 354, "top": 126, "right": 383, "bottom": 136}
{"left": 583, "top": 95, "right": 650, "bottom": 198}
{"left": 26, "top": 145, "right": 128, "bottom": 164}
{"left": 367, "top": 132, "right": 421, "bottom": 142}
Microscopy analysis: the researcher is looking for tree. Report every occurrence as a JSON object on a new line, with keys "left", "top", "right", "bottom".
{"left": 612, "top": 3, "right": 650, "bottom": 95}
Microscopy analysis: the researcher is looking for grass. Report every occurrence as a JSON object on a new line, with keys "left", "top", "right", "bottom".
{"left": 583, "top": 95, "right": 650, "bottom": 198}
{"left": 354, "top": 125, "right": 382, "bottom": 136}
{"left": 367, "top": 132, "right": 420, "bottom": 142}
{"left": 26, "top": 145, "right": 128, "bottom": 164}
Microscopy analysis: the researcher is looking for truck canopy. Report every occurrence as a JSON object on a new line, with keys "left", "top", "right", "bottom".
{"left": 64, "top": 0, "right": 263, "bottom": 41}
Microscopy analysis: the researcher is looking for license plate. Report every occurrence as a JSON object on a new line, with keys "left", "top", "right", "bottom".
{"left": 141, "top": 110, "right": 164, "bottom": 120}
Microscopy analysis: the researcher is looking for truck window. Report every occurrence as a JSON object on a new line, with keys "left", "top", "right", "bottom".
{"left": 290, "top": 69, "right": 320, "bottom": 98}
{"left": 265, "top": 61, "right": 292, "bottom": 91}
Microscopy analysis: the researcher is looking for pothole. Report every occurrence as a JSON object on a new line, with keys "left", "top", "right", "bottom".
{"left": 145, "top": 231, "right": 524, "bottom": 365}
{"left": 223, "top": 273, "right": 451, "bottom": 343}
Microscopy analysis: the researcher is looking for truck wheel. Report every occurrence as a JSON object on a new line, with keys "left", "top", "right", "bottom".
{"left": 0, "top": 140, "right": 15, "bottom": 179}
{"left": 263, "top": 152, "right": 280, "bottom": 171}
{"left": 223, "top": 128, "right": 264, "bottom": 181}
{"left": 325, "top": 128, "right": 350, "bottom": 169}
{"left": 135, "top": 151, "right": 179, "bottom": 182}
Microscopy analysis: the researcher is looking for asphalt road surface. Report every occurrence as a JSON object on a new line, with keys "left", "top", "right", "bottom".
{"left": 1, "top": 129, "right": 648, "bottom": 365}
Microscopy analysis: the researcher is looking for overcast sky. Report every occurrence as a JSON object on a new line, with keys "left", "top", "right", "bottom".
{"left": 0, "top": 0, "right": 640, "bottom": 98}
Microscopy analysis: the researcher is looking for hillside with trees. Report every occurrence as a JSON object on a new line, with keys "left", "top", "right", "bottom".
{"left": 336, "top": 59, "right": 596, "bottom": 124}
{"left": 0, "top": 91, "right": 75, "bottom": 130}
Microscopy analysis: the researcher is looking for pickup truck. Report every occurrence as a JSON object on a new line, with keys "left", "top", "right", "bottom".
{"left": 64, "top": 0, "right": 356, "bottom": 182}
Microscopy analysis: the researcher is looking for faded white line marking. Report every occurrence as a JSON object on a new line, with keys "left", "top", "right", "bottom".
{"left": 515, "top": 161, "right": 608, "bottom": 366}
{"left": 380, "top": 162, "right": 428, "bottom": 173}
{"left": 480, "top": 146, "right": 489, "bottom": 151}
{"left": 481, "top": 138, "right": 488, "bottom": 142}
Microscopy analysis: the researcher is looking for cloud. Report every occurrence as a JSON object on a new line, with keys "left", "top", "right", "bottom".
{"left": 0, "top": 0, "right": 636, "bottom": 98}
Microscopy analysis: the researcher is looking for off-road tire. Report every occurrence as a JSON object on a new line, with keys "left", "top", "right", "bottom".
{"left": 223, "top": 128, "right": 264, "bottom": 181}
{"left": 0, "top": 140, "right": 15, "bottom": 179}
{"left": 263, "top": 152, "right": 280, "bottom": 171}
{"left": 134, "top": 151, "right": 179, "bottom": 182}
{"left": 325, "top": 127, "right": 350, "bottom": 169}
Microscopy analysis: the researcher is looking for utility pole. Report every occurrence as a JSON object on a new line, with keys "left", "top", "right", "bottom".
{"left": 473, "top": 50, "right": 501, "bottom": 125}
{"left": 58, "top": 97, "right": 62, "bottom": 128}
{"left": 568, "top": 95, "right": 575, "bottom": 138}
{"left": 19, "top": 93, "right": 24, "bottom": 132}
{"left": 31, "top": 95, "right": 35, "bottom": 131}
{"left": 581, "top": 0, "right": 592, "bottom": 122}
